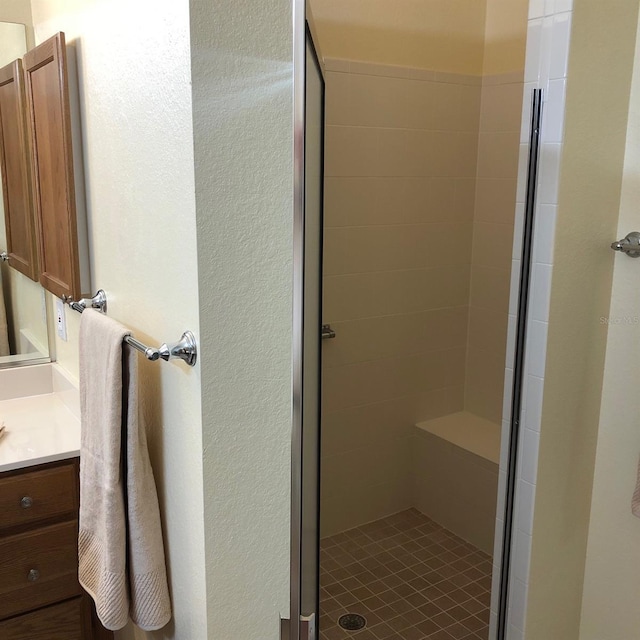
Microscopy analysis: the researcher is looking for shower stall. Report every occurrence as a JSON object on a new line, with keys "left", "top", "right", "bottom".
{"left": 289, "top": 0, "right": 562, "bottom": 638}
{"left": 316, "top": 39, "right": 524, "bottom": 640}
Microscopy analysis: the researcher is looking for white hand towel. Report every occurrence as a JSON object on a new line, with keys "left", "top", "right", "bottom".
{"left": 78, "top": 309, "right": 171, "bottom": 631}
{"left": 0, "top": 269, "right": 9, "bottom": 357}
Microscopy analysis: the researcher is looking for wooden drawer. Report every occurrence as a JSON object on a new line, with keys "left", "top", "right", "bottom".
{"left": 0, "top": 597, "right": 89, "bottom": 640}
{"left": 0, "top": 521, "right": 81, "bottom": 619}
{"left": 0, "top": 462, "right": 78, "bottom": 533}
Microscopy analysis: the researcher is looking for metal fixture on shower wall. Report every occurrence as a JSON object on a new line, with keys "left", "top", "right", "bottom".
{"left": 0, "top": 251, "right": 7, "bottom": 261}
{"left": 611, "top": 232, "right": 640, "bottom": 257}
{"left": 321, "top": 324, "right": 335, "bottom": 339}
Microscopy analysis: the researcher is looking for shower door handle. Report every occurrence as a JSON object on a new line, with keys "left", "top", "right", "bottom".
{"left": 321, "top": 324, "right": 336, "bottom": 340}
{"left": 611, "top": 232, "right": 640, "bottom": 257}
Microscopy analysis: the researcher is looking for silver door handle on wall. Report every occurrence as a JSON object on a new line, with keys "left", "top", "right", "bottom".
{"left": 321, "top": 324, "right": 336, "bottom": 339}
{"left": 611, "top": 232, "right": 640, "bottom": 257}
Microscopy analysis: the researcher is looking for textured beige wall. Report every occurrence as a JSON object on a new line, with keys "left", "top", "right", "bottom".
{"left": 525, "top": 1, "right": 640, "bottom": 637}
{"left": 579, "top": 13, "right": 640, "bottom": 640}
{"left": 465, "top": 74, "right": 523, "bottom": 424}
{"left": 30, "top": 1, "right": 207, "bottom": 638}
{"left": 321, "top": 62, "right": 480, "bottom": 535}
{"left": 189, "top": 0, "right": 293, "bottom": 637}
{"left": 309, "top": 0, "right": 487, "bottom": 74}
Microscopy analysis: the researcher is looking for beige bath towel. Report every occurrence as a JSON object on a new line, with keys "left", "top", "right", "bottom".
{"left": 79, "top": 309, "right": 171, "bottom": 631}
{"left": 0, "top": 269, "right": 9, "bottom": 357}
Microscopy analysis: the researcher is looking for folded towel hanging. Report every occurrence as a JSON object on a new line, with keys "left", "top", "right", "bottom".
{"left": 78, "top": 309, "right": 171, "bottom": 631}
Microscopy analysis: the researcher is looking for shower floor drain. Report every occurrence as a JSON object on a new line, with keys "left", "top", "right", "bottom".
{"left": 338, "top": 613, "right": 367, "bottom": 631}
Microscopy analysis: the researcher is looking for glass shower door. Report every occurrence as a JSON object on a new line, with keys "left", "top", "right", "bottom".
{"left": 300, "top": 22, "right": 324, "bottom": 636}
{"left": 288, "top": 18, "right": 324, "bottom": 640}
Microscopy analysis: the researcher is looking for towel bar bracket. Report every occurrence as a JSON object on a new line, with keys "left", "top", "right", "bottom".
{"left": 125, "top": 331, "right": 198, "bottom": 367}
{"left": 611, "top": 231, "right": 640, "bottom": 258}
{"left": 64, "top": 290, "right": 108, "bottom": 314}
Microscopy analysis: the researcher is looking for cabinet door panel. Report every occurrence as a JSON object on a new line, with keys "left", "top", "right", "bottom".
{"left": 0, "top": 597, "right": 88, "bottom": 640}
{"left": 24, "top": 32, "right": 81, "bottom": 300}
{"left": 0, "top": 520, "right": 82, "bottom": 619}
{"left": 0, "top": 461, "right": 78, "bottom": 534}
{"left": 0, "top": 59, "right": 38, "bottom": 281}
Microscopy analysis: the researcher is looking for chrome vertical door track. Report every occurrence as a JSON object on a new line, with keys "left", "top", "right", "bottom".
{"left": 289, "top": 0, "right": 306, "bottom": 637}
{"left": 496, "top": 88, "right": 543, "bottom": 639}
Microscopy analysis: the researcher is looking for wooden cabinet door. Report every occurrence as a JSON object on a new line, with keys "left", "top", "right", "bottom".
{"left": 24, "top": 32, "right": 84, "bottom": 300}
{"left": 0, "top": 59, "right": 38, "bottom": 281}
{"left": 0, "top": 597, "right": 90, "bottom": 640}
{"left": 0, "top": 520, "right": 82, "bottom": 619}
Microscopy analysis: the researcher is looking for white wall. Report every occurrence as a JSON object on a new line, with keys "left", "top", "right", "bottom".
{"left": 580, "top": 13, "right": 640, "bottom": 639}
{"left": 0, "top": 22, "right": 27, "bottom": 65}
{"left": 189, "top": 0, "right": 293, "bottom": 636}
{"left": 6, "top": 270, "right": 48, "bottom": 355}
{"left": 29, "top": 1, "right": 296, "bottom": 638}
{"left": 29, "top": 1, "right": 207, "bottom": 638}
{"left": 0, "top": 0, "right": 34, "bottom": 47}
{"left": 0, "top": 0, "right": 32, "bottom": 27}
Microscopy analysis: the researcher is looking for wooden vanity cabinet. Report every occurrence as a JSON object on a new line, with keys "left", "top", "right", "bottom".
{"left": 0, "top": 459, "right": 113, "bottom": 640}
{"left": 23, "top": 32, "right": 89, "bottom": 301}
{"left": 0, "top": 59, "right": 39, "bottom": 281}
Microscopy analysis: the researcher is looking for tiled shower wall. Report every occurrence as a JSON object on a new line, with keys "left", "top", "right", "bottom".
{"left": 321, "top": 59, "right": 481, "bottom": 536}
{"left": 490, "top": 2, "right": 574, "bottom": 638}
{"left": 466, "top": 74, "right": 524, "bottom": 425}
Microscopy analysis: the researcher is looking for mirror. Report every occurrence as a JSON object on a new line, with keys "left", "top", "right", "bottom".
{"left": 0, "top": 21, "right": 51, "bottom": 368}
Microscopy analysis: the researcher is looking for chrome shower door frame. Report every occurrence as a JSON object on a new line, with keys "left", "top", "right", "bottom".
{"left": 288, "top": 1, "right": 324, "bottom": 639}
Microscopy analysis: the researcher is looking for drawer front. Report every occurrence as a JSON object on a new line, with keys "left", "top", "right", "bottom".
{"left": 0, "top": 521, "right": 81, "bottom": 619}
{"left": 0, "top": 462, "right": 78, "bottom": 532}
{"left": 0, "top": 597, "right": 87, "bottom": 640}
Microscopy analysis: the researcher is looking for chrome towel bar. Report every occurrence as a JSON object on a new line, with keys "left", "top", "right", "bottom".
{"left": 64, "top": 290, "right": 197, "bottom": 366}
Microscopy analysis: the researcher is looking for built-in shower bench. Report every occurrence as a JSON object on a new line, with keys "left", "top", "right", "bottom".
{"left": 413, "top": 412, "right": 501, "bottom": 555}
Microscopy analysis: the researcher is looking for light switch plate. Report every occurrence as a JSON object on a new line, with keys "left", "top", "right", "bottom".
{"left": 55, "top": 298, "right": 67, "bottom": 341}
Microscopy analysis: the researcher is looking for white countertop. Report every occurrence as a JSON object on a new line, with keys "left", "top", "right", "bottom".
{"left": 0, "top": 364, "right": 81, "bottom": 473}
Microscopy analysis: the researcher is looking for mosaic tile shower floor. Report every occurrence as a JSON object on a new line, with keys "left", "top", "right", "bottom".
{"left": 319, "top": 509, "right": 492, "bottom": 640}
